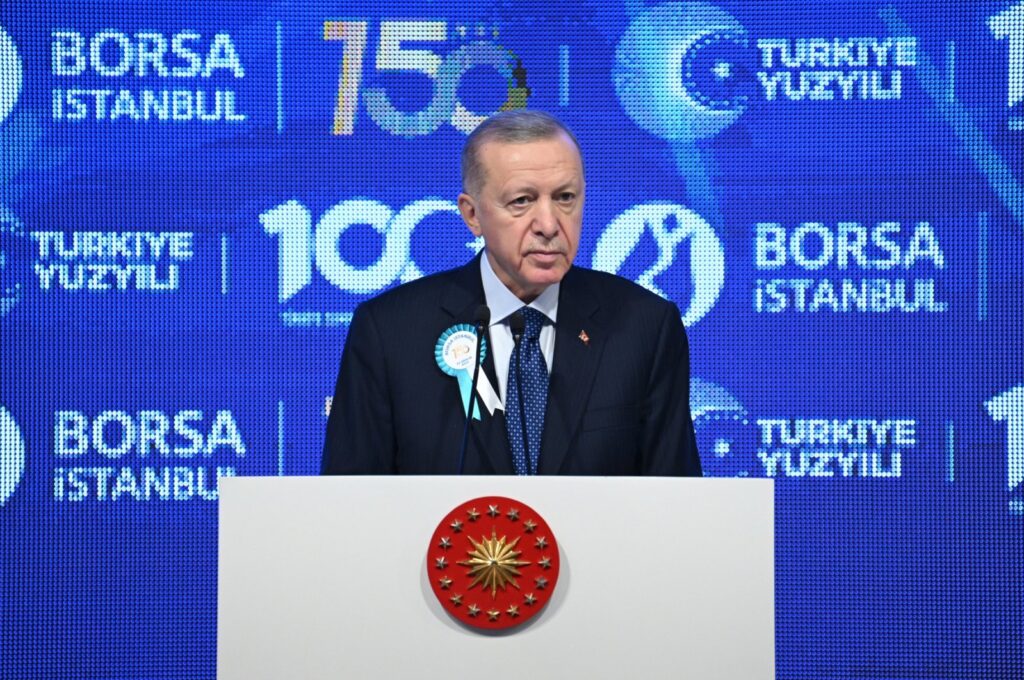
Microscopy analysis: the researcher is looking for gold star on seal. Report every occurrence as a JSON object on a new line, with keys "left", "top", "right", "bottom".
{"left": 458, "top": 529, "right": 531, "bottom": 597}
{"left": 535, "top": 576, "right": 548, "bottom": 590}
{"left": 467, "top": 508, "right": 480, "bottom": 521}
{"left": 435, "top": 556, "right": 448, "bottom": 569}
{"left": 506, "top": 605, "right": 519, "bottom": 618}
{"left": 450, "top": 519, "right": 463, "bottom": 533}
{"left": 487, "top": 609, "right": 501, "bottom": 621}
{"left": 450, "top": 594, "right": 462, "bottom": 606}
{"left": 487, "top": 504, "right": 500, "bottom": 517}
{"left": 468, "top": 604, "right": 480, "bottom": 617}
{"left": 438, "top": 537, "right": 452, "bottom": 550}
{"left": 524, "top": 593, "right": 537, "bottom": 606}
{"left": 535, "top": 536, "right": 548, "bottom": 549}
{"left": 438, "top": 577, "right": 452, "bottom": 590}
{"left": 523, "top": 519, "right": 537, "bottom": 533}
{"left": 506, "top": 508, "right": 519, "bottom": 521}
{"left": 538, "top": 556, "right": 552, "bottom": 570}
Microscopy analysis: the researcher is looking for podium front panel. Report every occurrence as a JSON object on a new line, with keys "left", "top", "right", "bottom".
{"left": 218, "top": 476, "right": 773, "bottom": 679}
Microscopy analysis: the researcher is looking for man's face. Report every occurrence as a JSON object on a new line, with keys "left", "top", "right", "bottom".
{"left": 458, "top": 134, "right": 584, "bottom": 303}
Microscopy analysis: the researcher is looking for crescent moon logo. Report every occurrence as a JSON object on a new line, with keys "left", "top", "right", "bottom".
{"left": 0, "top": 26, "right": 23, "bottom": 127}
{"left": 689, "top": 378, "right": 759, "bottom": 478}
{"left": 613, "top": 2, "right": 753, "bottom": 141}
{"left": 0, "top": 405, "right": 26, "bottom": 506}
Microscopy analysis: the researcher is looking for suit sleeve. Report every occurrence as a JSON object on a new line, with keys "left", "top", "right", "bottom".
{"left": 321, "top": 303, "right": 397, "bottom": 474}
{"left": 640, "top": 302, "right": 703, "bottom": 476}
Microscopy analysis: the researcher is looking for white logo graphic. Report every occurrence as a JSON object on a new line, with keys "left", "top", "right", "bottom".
{"left": 986, "top": 385, "right": 1024, "bottom": 496}
{"left": 52, "top": 409, "right": 245, "bottom": 503}
{"left": 990, "top": 2, "right": 1024, "bottom": 109}
{"left": 753, "top": 220, "right": 949, "bottom": 314}
{"left": 613, "top": 3, "right": 916, "bottom": 141}
{"left": 0, "top": 26, "right": 23, "bottom": 126}
{"left": 28, "top": 231, "right": 194, "bottom": 293}
{"left": 692, "top": 378, "right": 910, "bottom": 480}
{"left": 0, "top": 405, "right": 26, "bottom": 505}
{"left": 613, "top": 2, "right": 749, "bottom": 141}
{"left": 50, "top": 31, "right": 247, "bottom": 124}
{"left": 690, "top": 377, "right": 757, "bottom": 477}
{"left": 0, "top": 206, "right": 29, "bottom": 317}
{"left": 262, "top": 198, "right": 466, "bottom": 302}
{"left": 592, "top": 203, "right": 725, "bottom": 326}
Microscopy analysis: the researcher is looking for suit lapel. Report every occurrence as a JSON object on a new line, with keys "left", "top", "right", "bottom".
{"left": 539, "top": 268, "right": 606, "bottom": 474}
{"left": 440, "top": 257, "right": 514, "bottom": 474}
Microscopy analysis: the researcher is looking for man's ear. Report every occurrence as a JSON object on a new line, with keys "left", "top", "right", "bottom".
{"left": 458, "top": 193, "right": 482, "bottom": 236}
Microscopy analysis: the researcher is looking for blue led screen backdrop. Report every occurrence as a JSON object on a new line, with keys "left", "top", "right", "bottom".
{"left": 0, "top": 1, "right": 1022, "bottom": 678}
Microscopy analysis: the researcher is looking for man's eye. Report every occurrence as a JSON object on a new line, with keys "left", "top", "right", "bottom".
{"left": 511, "top": 196, "right": 531, "bottom": 206}
{"left": 558, "top": 192, "right": 575, "bottom": 202}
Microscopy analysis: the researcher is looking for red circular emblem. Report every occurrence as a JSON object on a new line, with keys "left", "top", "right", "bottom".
{"left": 427, "top": 496, "right": 560, "bottom": 631}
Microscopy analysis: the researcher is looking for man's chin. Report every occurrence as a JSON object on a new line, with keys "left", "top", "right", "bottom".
{"left": 526, "top": 251, "right": 565, "bottom": 266}
{"left": 523, "top": 264, "right": 569, "bottom": 288}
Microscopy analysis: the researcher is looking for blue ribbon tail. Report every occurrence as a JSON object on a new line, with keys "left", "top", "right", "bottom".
{"left": 456, "top": 372, "right": 482, "bottom": 420}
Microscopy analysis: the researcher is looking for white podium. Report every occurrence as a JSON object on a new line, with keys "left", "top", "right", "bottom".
{"left": 218, "top": 476, "right": 773, "bottom": 679}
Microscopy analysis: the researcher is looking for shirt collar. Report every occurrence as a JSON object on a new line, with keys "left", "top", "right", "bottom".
{"left": 479, "top": 251, "right": 560, "bottom": 325}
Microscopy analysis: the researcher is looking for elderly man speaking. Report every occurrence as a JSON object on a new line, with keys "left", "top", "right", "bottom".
{"left": 322, "top": 110, "right": 701, "bottom": 477}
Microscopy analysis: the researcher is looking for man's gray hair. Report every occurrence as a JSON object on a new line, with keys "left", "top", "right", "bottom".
{"left": 460, "top": 110, "right": 582, "bottom": 196}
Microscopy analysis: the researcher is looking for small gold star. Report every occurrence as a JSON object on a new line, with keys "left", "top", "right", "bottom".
{"left": 438, "top": 577, "right": 452, "bottom": 590}
{"left": 523, "top": 519, "right": 537, "bottom": 533}
{"left": 535, "top": 536, "right": 548, "bottom": 549}
{"left": 538, "top": 556, "right": 552, "bottom": 570}
{"left": 468, "top": 604, "right": 480, "bottom": 617}
{"left": 506, "top": 508, "right": 519, "bottom": 520}
{"left": 506, "top": 605, "right": 519, "bottom": 618}
{"left": 435, "top": 556, "right": 448, "bottom": 569}
{"left": 467, "top": 508, "right": 480, "bottom": 521}
{"left": 450, "top": 594, "right": 462, "bottom": 606}
{"left": 487, "top": 609, "right": 501, "bottom": 621}
{"left": 438, "top": 537, "right": 452, "bottom": 550}
{"left": 487, "top": 504, "right": 500, "bottom": 517}
{"left": 535, "top": 576, "right": 548, "bottom": 590}
{"left": 524, "top": 593, "right": 537, "bottom": 606}
{"left": 450, "top": 519, "right": 463, "bottom": 533}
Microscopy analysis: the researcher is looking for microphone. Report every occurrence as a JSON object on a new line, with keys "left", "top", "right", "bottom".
{"left": 507, "top": 311, "right": 530, "bottom": 474}
{"left": 509, "top": 310, "right": 524, "bottom": 343}
{"left": 457, "top": 304, "right": 491, "bottom": 474}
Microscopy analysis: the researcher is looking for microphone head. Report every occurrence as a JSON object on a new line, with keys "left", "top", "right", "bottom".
{"left": 508, "top": 311, "right": 525, "bottom": 337}
{"left": 473, "top": 304, "right": 491, "bottom": 327}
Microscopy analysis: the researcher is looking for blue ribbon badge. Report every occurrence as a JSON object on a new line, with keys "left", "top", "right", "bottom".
{"left": 435, "top": 324, "right": 487, "bottom": 420}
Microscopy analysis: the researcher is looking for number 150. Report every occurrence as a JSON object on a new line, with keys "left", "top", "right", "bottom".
{"left": 324, "top": 20, "right": 522, "bottom": 136}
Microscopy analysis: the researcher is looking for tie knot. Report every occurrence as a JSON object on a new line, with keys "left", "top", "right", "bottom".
{"left": 520, "top": 307, "right": 547, "bottom": 340}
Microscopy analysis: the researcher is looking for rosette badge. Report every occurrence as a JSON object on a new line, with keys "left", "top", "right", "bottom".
{"left": 435, "top": 324, "right": 489, "bottom": 420}
{"left": 427, "top": 496, "right": 560, "bottom": 631}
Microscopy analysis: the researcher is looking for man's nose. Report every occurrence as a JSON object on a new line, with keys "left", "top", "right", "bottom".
{"left": 532, "top": 199, "right": 560, "bottom": 238}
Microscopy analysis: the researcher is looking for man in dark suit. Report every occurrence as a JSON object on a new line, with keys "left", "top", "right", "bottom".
{"left": 322, "top": 111, "right": 701, "bottom": 476}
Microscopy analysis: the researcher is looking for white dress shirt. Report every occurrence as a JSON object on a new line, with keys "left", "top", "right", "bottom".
{"left": 479, "top": 253, "right": 559, "bottom": 403}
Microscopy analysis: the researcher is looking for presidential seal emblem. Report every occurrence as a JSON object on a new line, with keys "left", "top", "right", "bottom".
{"left": 427, "top": 496, "right": 560, "bottom": 631}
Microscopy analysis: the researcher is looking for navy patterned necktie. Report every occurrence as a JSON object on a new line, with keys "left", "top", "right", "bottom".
{"left": 505, "top": 307, "right": 549, "bottom": 475}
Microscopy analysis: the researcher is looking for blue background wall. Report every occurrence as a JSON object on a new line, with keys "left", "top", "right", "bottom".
{"left": 1, "top": 1, "right": 1022, "bottom": 677}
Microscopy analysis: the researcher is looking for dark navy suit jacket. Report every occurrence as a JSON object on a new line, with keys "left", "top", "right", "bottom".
{"left": 322, "top": 257, "right": 702, "bottom": 476}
